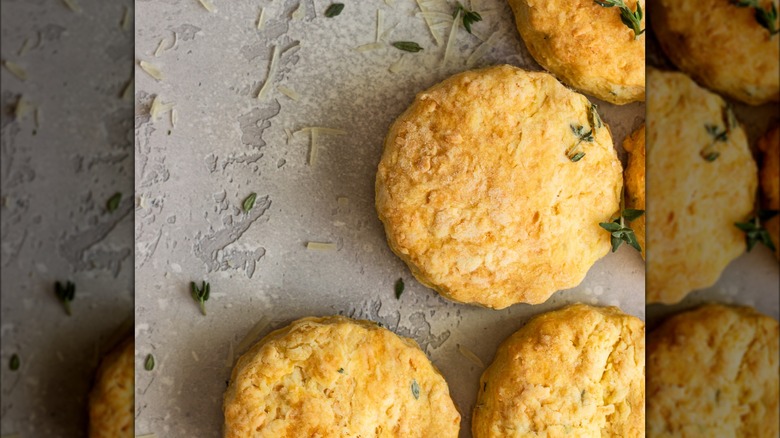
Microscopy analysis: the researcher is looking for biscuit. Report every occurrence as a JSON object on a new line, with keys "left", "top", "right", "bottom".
{"left": 647, "top": 304, "right": 780, "bottom": 437}
{"left": 623, "top": 124, "right": 646, "bottom": 259}
{"left": 758, "top": 125, "right": 780, "bottom": 259}
{"left": 472, "top": 304, "right": 645, "bottom": 437}
{"left": 650, "top": 0, "right": 780, "bottom": 105}
{"left": 646, "top": 68, "right": 757, "bottom": 304}
{"left": 507, "top": 0, "right": 645, "bottom": 104}
{"left": 223, "top": 316, "right": 460, "bottom": 437}
{"left": 375, "top": 65, "right": 622, "bottom": 309}
{"left": 88, "top": 337, "right": 134, "bottom": 438}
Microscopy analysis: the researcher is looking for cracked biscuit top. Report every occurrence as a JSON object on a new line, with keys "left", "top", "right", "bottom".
{"left": 376, "top": 65, "right": 622, "bottom": 309}
{"left": 223, "top": 316, "right": 460, "bottom": 437}
{"left": 472, "top": 304, "right": 645, "bottom": 437}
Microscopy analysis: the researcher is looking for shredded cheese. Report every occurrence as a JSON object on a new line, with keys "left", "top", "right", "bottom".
{"left": 309, "top": 127, "right": 320, "bottom": 165}
{"left": 33, "top": 31, "right": 43, "bottom": 50}
{"left": 355, "top": 42, "right": 384, "bottom": 52}
{"left": 17, "top": 39, "right": 30, "bottom": 56}
{"left": 121, "top": 5, "right": 131, "bottom": 30}
{"left": 149, "top": 96, "right": 174, "bottom": 120}
{"left": 415, "top": 11, "right": 453, "bottom": 21}
{"left": 292, "top": 2, "right": 305, "bottom": 20}
{"left": 457, "top": 344, "right": 485, "bottom": 368}
{"left": 281, "top": 41, "right": 301, "bottom": 56}
{"left": 277, "top": 85, "right": 300, "bottom": 101}
{"left": 34, "top": 107, "right": 41, "bottom": 129}
{"left": 257, "top": 8, "right": 266, "bottom": 29}
{"left": 154, "top": 39, "right": 166, "bottom": 57}
{"left": 297, "top": 127, "right": 347, "bottom": 136}
{"left": 191, "top": 350, "right": 199, "bottom": 362}
{"left": 139, "top": 60, "right": 163, "bottom": 81}
{"left": 236, "top": 316, "right": 271, "bottom": 352}
{"left": 384, "top": 0, "right": 395, "bottom": 6}
{"left": 443, "top": 9, "right": 461, "bottom": 66}
{"left": 285, "top": 128, "right": 293, "bottom": 144}
{"left": 3, "top": 61, "right": 27, "bottom": 81}
{"left": 171, "top": 108, "right": 178, "bottom": 127}
{"left": 376, "top": 10, "right": 384, "bottom": 43}
{"left": 307, "top": 242, "right": 337, "bottom": 251}
{"left": 256, "top": 46, "right": 278, "bottom": 100}
{"left": 121, "top": 78, "right": 133, "bottom": 100}
{"left": 62, "top": 0, "right": 80, "bottom": 12}
{"left": 198, "top": 0, "right": 215, "bottom": 12}
{"left": 14, "top": 96, "right": 33, "bottom": 120}
{"left": 379, "top": 23, "right": 398, "bottom": 42}
{"left": 337, "top": 197, "right": 349, "bottom": 206}
{"left": 388, "top": 54, "right": 405, "bottom": 73}
{"left": 415, "top": 0, "right": 444, "bottom": 46}
{"left": 172, "top": 32, "right": 179, "bottom": 50}
{"left": 467, "top": 31, "right": 500, "bottom": 67}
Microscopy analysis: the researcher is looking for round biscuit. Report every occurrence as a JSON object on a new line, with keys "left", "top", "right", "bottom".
{"left": 646, "top": 68, "right": 757, "bottom": 303}
{"left": 472, "top": 304, "right": 645, "bottom": 437}
{"left": 507, "top": 0, "right": 645, "bottom": 104}
{"left": 88, "top": 337, "right": 134, "bottom": 438}
{"left": 223, "top": 316, "right": 460, "bottom": 437}
{"left": 647, "top": 304, "right": 779, "bottom": 437}
{"left": 623, "top": 124, "right": 646, "bottom": 259}
{"left": 758, "top": 124, "right": 780, "bottom": 259}
{"left": 375, "top": 65, "right": 622, "bottom": 309}
{"left": 650, "top": 0, "right": 780, "bottom": 105}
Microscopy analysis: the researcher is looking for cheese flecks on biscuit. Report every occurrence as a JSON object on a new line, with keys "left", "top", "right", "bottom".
{"left": 473, "top": 304, "right": 645, "bottom": 437}
{"left": 88, "top": 337, "right": 134, "bottom": 438}
{"left": 223, "top": 316, "right": 460, "bottom": 437}
{"left": 376, "top": 65, "right": 622, "bottom": 309}
{"left": 507, "top": 0, "right": 645, "bottom": 104}
{"left": 646, "top": 68, "right": 757, "bottom": 304}
{"left": 647, "top": 304, "right": 779, "bottom": 437}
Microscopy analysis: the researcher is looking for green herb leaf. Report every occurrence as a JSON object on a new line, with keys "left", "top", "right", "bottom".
{"left": 735, "top": 211, "right": 778, "bottom": 252}
{"left": 54, "top": 281, "right": 76, "bottom": 316}
{"left": 394, "top": 277, "right": 405, "bottom": 299}
{"left": 145, "top": 354, "right": 155, "bottom": 371}
{"left": 599, "top": 191, "right": 644, "bottom": 253}
{"left": 701, "top": 121, "right": 730, "bottom": 162}
{"left": 242, "top": 192, "right": 257, "bottom": 213}
{"left": 9, "top": 354, "right": 20, "bottom": 371}
{"left": 454, "top": 2, "right": 483, "bottom": 34}
{"left": 622, "top": 208, "right": 645, "bottom": 221}
{"left": 191, "top": 281, "right": 211, "bottom": 316}
{"left": 594, "top": 0, "right": 645, "bottom": 38}
{"left": 566, "top": 124, "right": 594, "bottom": 161}
{"left": 392, "top": 41, "right": 424, "bottom": 52}
{"left": 338, "top": 367, "right": 345, "bottom": 373}
{"left": 411, "top": 379, "right": 420, "bottom": 399}
{"left": 324, "top": 3, "right": 344, "bottom": 17}
{"left": 106, "top": 192, "right": 122, "bottom": 213}
{"left": 732, "top": 0, "right": 779, "bottom": 35}
{"left": 588, "top": 103, "right": 603, "bottom": 131}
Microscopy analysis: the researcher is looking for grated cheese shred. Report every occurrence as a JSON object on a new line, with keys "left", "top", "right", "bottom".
{"left": 236, "top": 316, "right": 271, "bottom": 353}
{"left": 376, "top": 10, "right": 384, "bottom": 43}
{"left": 121, "top": 78, "right": 133, "bottom": 100}
{"left": 154, "top": 39, "right": 166, "bottom": 57}
{"left": 355, "top": 42, "right": 384, "bottom": 52}
{"left": 62, "top": 0, "right": 80, "bottom": 12}
{"left": 415, "top": 0, "right": 444, "bottom": 46}
{"left": 139, "top": 61, "right": 163, "bottom": 81}
{"left": 257, "top": 8, "right": 266, "bottom": 29}
{"left": 307, "top": 242, "right": 337, "bottom": 251}
{"left": 121, "top": 5, "right": 131, "bottom": 30}
{"left": 3, "top": 61, "right": 27, "bottom": 81}
{"left": 443, "top": 9, "right": 461, "bottom": 66}
{"left": 388, "top": 54, "right": 405, "bottom": 73}
{"left": 256, "top": 46, "right": 278, "bottom": 100}
{"left": 17, "top": 39, "right": 31, "bottom": 56}
{"left": 457, "top": 344, "right": 485, "bottom": 368}
{"left": 292, "top": 2, "right": 305, "bottom": 20}
{"left": 277, "top": 85, "right": 300, "bottom": 101}
{"left": 467, "top": 31, "right": 500, "bottom": 67}
{"left": 198, "top": 0, "right": 216, "bottom": 12}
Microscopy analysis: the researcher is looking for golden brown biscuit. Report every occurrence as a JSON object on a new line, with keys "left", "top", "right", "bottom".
{"left": 646, "top": 68, "right": 757, "bottom": 304}
{"left": 223, "top": 316, "right": 460, "bottom": 437}
{"left": 624, "top": 124, "right": 646, "bottom": 259}
{"left": 759, "top": 124, "right": 780, "bottom": 259}
{"left": 88, "top": 337, "right": 134, "bottom": 438}
{"left": 647, "top": 304, "right": 779, "bottom": 437}
{"left": 376, "top": 65, "right": 622, "bottom": 309}
{"left": 472, "top": 304, "right": 645, "bottom": 437}
{"left": 507, "top": 0, "right": 645, "bottom": 104}
{"left": 650, "top": 0, "right": 780, "bottom": 105}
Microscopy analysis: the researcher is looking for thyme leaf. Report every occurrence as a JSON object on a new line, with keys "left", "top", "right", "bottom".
{"left": 54, "top": 281, "right": 76, "bottom": 316}
{"left": 454, "top": 2, "right": 483, "bottom": 34}
{"left": 190, "top": 281, "right": 210, "bottom": 316}
{"left": 594, "top": 0, "right": 645, "bottom": 39}
{"left": 735, "top": 210, "right": 778, "bottom": 251}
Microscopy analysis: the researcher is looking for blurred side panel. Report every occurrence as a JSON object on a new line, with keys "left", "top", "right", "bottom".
{"left": 0, "top": 0, "right": 134, "bottom": 436}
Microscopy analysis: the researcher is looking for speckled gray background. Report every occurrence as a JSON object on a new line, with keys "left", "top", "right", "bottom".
{"left": 1, "top": 0, "right": 134, "bottom": 436}
{"left": 133, "top": 1, "right": 644, "bottom": 436}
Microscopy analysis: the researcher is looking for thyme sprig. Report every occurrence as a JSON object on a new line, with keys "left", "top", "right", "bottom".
{"left": 594, "top": 0, "right": 645, "bottom": 39}
{"left": 55, "top": 281, "right": 76, "bottom": 316}
{"left": 190, "top": 281, "right": 210, "bottom": 316}
{"left": 566, "top": 124, "right": 594, "bottom": 162}
{"left": 732, "top": 0, "right": 779, "bottom": 35}
{"left": 735, "top": 210, "right": 778, "bottom": 252}
{"left": 599, "top": 190, "right": 644, "bottom": 252}
{"left": 454, "top": 2, "right": 483, "bottom": 34}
